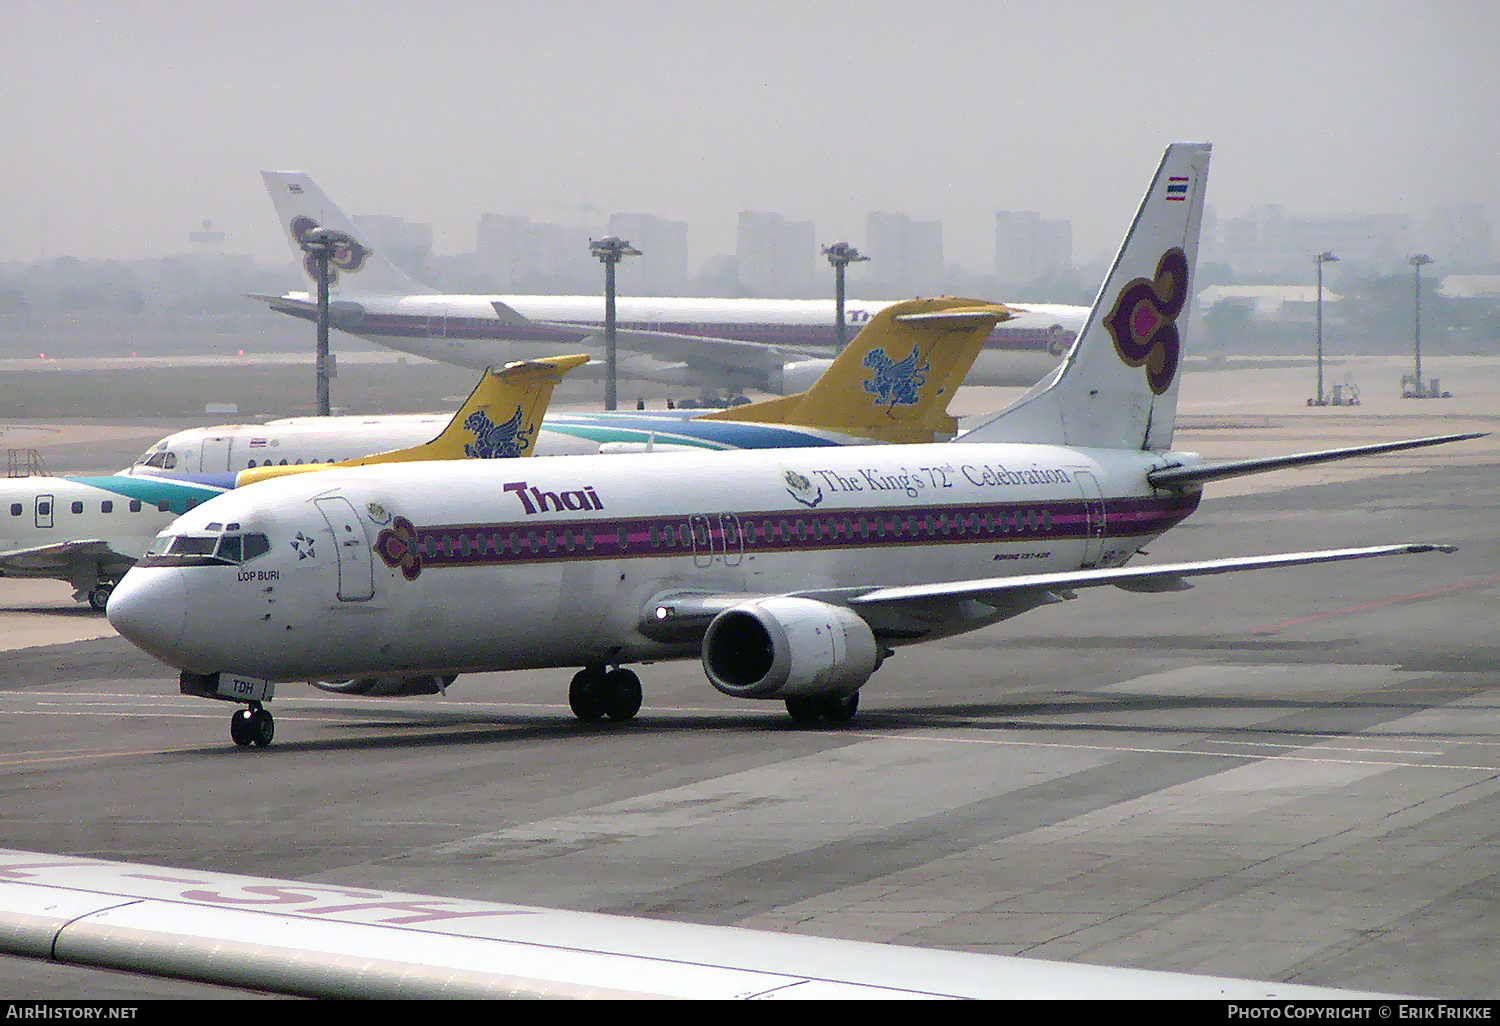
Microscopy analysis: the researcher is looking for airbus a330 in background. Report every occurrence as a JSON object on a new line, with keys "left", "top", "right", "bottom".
{"left": 108, "top": 143, "right": 1480, "bottom": 747}
{"left": 253, "top": 171, "right": 1088, "bottom": 401}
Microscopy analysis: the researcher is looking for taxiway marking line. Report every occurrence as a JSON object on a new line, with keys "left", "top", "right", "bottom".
{"left": 850, "top": 730, "right": 1500, "bottom": 773}
{"left": 1249, "top": 574, "right": 1500, "bottom": 633}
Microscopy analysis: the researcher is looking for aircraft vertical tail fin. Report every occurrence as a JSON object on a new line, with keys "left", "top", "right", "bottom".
{"left": 261, "top": 171, "right": 438, "bottom": 296}
{"left": 959, "top": 143, "right": 1211, "bottom": 451}
{"left": 697, "top": 297, "right": 1013, "bottom": 443}
{"left": 233, "top": 355, "right": 590, "bottom": 488}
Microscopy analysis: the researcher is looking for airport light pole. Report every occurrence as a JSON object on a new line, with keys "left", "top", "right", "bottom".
{"left": 1408, "top": 253, "right": 1432, "bottom": 396}
{"left": 822, "top": 242, "right": 869, "bottom": 352}
{"left": 298, "top": 227, "right": 356, "bottom": 416}
{"left": 589, "top": 236, "right": 641, "bottom": 411}
{"left": 1312, "top": 250, "right": 1338, "bottom": 406}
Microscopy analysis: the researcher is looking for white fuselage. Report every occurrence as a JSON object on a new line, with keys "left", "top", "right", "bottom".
{"left": 0, "top": 475, "right": 223, "bottom": 592}
{"left": 109, "top": 443, "right": 1197, "bottom": 682}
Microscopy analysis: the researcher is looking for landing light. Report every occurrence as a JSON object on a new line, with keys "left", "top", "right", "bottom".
{"left": 654, "top": 606, "right": 674, "bottom": 620}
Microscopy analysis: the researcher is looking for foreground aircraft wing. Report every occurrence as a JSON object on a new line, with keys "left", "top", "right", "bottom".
{"left": 234, "top": 354, "right": 589, "bottom": 488}
{"left": 0, "top": 848, "right": 1392, "bottom": 1000}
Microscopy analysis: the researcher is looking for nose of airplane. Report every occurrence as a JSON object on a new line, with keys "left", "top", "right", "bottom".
{"left": 106, "top": 569, "right": 189, "bottom": 665}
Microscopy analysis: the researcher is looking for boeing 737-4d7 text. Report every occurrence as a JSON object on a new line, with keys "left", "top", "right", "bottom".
{"left": 0, "top": 848, "right": 1396, "bottom": 999}
{"left": 253, "top": 171, "right": 1088, "bottom": 400}
{"left": 109, "top": 143, "right": 1481, "bottom": 748}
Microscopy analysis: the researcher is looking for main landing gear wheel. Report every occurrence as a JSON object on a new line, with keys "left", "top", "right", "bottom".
{"left": 784, "top": 692, "right": 859, "bottom": 726}
{"left": 569, "top": 666, "right": 642, "bottom": 723}
{"left": 229, "top": 704, "right": 275, "bottom": 748}
{"left": 87, "top": 584, "right": 113, "bottom": 612}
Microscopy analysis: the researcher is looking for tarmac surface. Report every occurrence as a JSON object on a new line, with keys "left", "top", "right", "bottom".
{"left": 0, "top": 354, "right": 1496, "bottom": 998}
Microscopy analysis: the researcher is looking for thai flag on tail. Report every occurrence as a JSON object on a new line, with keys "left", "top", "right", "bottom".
{"left": 1165, "top": 176, "right": 1190, "bottom": 201}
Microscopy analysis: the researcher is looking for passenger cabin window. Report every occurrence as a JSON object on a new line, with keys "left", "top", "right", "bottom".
{"left": 101, "top": 501, "right": 113, "bottom": 513}
{"left": 9, "top": 504, "right": 20, "bottom": 516}
{"left": 129, "top": 500, "right": 142, "bottom": 513}
{"left": 71, "top": 501, "right": 83, "bottom": 514}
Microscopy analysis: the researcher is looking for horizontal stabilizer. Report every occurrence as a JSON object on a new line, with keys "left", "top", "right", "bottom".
{"left": 1149, "top": 432, "right": 1488, "bottom": 489}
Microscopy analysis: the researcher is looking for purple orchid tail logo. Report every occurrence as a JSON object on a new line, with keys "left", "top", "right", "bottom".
{"left": 290, "top": 215, "right": 372, "bottom": 287}
{"left": 1103, "top": 248, "right": 1189, "bottom": 395}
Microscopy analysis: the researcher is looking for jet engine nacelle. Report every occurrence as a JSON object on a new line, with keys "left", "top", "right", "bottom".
{"left": 770, "top": 359, "right": 833, "bottom": 396}
{"left": 701, "top": 597, "right": 880, "bottom": 700}
{"left": 311, "top": 673, "right": 455, "bottom": 697}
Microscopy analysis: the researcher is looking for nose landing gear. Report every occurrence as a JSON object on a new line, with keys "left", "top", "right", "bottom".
{"left": 229, "top": 702, "right": 275, "bottom": 748}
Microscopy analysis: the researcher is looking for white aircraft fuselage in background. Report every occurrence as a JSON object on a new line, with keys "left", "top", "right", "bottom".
{"left": 260, "top": 291, "right": 1086, "bottom": 391}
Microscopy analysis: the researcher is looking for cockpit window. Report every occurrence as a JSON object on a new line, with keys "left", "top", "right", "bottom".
{"left": 135, "top": 450, "right": 178, "bottom": 470}
{"left": 138, "top": 531, "right": 272, "bottom": 568}
{"left": 169, "top": 536, "right": 218, "bottom": 557}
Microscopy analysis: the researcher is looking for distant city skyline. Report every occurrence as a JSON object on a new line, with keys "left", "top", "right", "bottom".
{"left": 3, "top": 2, "right": 1495, "bottom": 275}
{"left": 161, "top": 194, "right": 1497, "bottom": 287}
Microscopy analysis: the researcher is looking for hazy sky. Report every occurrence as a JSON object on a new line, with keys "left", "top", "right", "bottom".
{"left": 4, "top": 0, "right": 1496, "bottom": 272}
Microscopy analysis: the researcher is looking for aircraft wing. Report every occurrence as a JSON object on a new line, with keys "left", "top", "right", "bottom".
{"left": 0, "top": 539, "right": 131, "bottom": 577}
{"left": 641, "top": 544, "right": 1453, "bottom": 641}
{"left": 521, "top": 315, "right": 815, "bottom": 374}
{"left": 842, "top": 543, "right": 1454, "bottom": 607}
{"left": 0, "top": 848, "right": 1391, "bottom": 1000}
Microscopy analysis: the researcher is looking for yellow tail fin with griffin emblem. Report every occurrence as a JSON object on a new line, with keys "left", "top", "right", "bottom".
{"left": 697, "top": 296, "right": 1013, "bottom": 444}
{"left": 234, "top": 354, "right": 590, "bottom": 488}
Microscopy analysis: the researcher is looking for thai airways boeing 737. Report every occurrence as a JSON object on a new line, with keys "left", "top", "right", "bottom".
{"left": 109, "top": 144, "right": 1480, "bottom": 747}
{"left": 253, "top": 172, "right": 1088, "bottom": 401}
